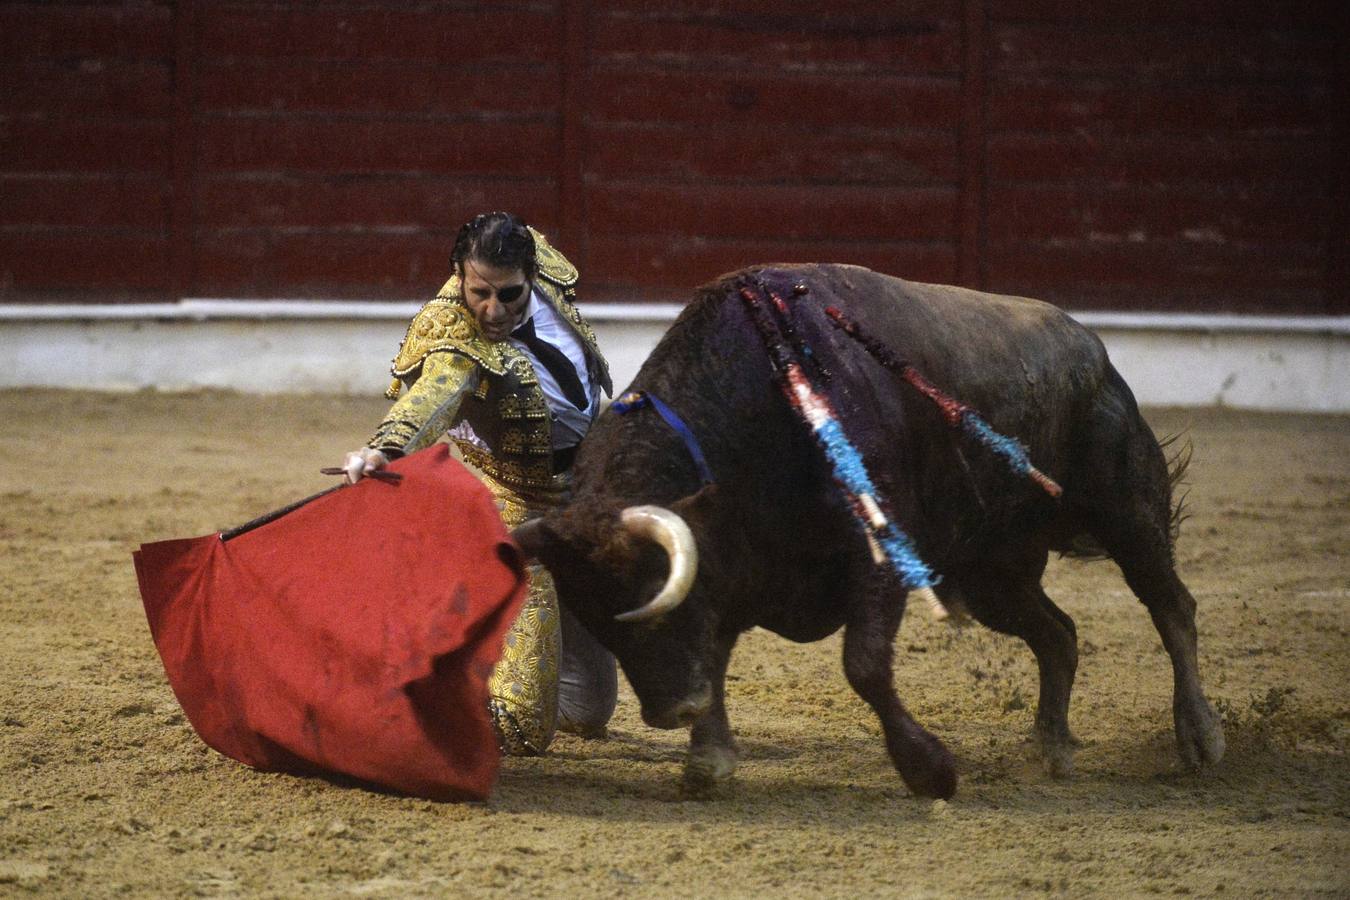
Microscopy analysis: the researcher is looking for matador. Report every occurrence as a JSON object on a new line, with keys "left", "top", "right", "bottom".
{"left": 341, "top": 212, "right": 618, "bottom": 754}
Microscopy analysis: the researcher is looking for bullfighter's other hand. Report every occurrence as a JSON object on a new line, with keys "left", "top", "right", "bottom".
{"left": 342, "top": 448, "right": 389, "bottom": 484}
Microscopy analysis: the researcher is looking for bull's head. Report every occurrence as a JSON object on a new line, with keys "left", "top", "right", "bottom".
{"left": 512, "top": 490, "right": 719, "bottom": 729}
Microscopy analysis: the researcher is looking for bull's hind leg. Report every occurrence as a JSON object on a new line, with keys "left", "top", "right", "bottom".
{"left": 1106, "top": 542, "right": 1225, "bottom": 768}
{"left": 843, "top": 570, "right": 957, "bottom": 799}
{"left": 1076, "top": 371, "right": 1225, "bottom": 769}
{"left": 956, "top": 557, "right": 1080, "bottom": 777}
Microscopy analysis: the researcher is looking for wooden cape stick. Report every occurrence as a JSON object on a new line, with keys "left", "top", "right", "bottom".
{"left": 221, "top": 370, "right": 470, "bottom": 542}
{"left": 218, "top": 469, "right": 402, "bottom": 542}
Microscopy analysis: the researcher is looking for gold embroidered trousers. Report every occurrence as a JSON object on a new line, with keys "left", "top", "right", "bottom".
{"left": 475, "top": 463, "right": 571, "bottom": 756}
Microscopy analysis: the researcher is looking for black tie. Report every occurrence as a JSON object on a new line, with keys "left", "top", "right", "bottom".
{"left": 511, "top": 317, "right": 589, "bottom": 410}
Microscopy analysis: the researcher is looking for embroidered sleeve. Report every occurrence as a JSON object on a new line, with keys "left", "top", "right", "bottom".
{"left": 368, "top": 351, "right": 481, "bottom": 455}
{"left": 386, "top": 298, "right": 505, "bottom": 396}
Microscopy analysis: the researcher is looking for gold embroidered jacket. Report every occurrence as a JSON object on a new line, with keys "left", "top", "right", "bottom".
{"left": 368, "top": 229, "right": 612, "bottom": 491}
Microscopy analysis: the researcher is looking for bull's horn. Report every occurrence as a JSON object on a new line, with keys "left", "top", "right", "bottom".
{"left": 614, "top": 505, "right": 697, "bottom": 623}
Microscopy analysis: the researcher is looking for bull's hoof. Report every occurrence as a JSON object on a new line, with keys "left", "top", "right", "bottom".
{"left": 902, "top": 764, "right": 957, "bottom": 800}
{"left": 1039, "top": 738, "right": 1076, "bottom": 780}
{"left": 679, "top": 776, "right": 732, "bottom": 800}
{"left": 1175, "top": 697, "right": 1226, "bottom": 769}
{"left": 1034, "top": 725, "right": 1079, "bottom": 779}
{"left": 682, "top": 744, "right": 738, "bottom": 797}
{"left": 896, "top": 734, "right": 958, "bottom": 800}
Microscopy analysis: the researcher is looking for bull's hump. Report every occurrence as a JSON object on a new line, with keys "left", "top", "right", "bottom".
{"left": 704, "top": 263, "right": 1085, "bottom": 346}
{"left": 715, "top": 262, "right": 817, "bottom": 284}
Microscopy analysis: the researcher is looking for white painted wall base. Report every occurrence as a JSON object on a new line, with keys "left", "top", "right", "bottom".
{"left": 1, "top": 301, "right": 1346, "bottom": 412}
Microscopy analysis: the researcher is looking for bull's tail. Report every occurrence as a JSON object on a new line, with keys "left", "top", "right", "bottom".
{"left": 1059, "top": 428, "right": 1193, "bottom": 561}
{"left": 1158, "top": 430, "right": 1193, "bottom": 547}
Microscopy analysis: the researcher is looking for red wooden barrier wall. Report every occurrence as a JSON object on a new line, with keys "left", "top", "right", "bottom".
{"left": 1, "top": 1, "right": 1343, "bottom": 312}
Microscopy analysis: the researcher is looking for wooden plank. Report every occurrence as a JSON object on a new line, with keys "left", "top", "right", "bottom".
{"left": 0, "top": 61, "right": 173, "bottom": 118}
{"left": 957, "top": 0, "right": 988, "bottom": 287}
{"left": 595, "top": 0, "right": 958, "bottom": 20}
{"left": 988, "top": 0, "right": 1335, "bottom": 27}
{"left": 195, "top": 118, "right": 559, "bottom": 176}
{"left": 0, "top": 3, "right": 172, "bottom": 59}
{"left": 587, "top": 183, "right": 958, "bottom": 241}
{"left": 985, "top": 239, "right": 1325, "bottom": 296}
{"left": 1330, "top": 41, "right": 1349, "bottom": 314}
{"left": 587, "top": 235, "right": 958, "bottom": 292}
{"left": 192, "top": 232, "right": 457, "bottom": 298}
{"left": 585, "top": 123, "right": 959, "bottom": 184}
{"left": 587, "top": 70, "right": 962, "bottom": 131}
{"left": 170, "top": 0, "right": 198, "bottom": 299}
{"left": 989, "top": 77, "right": 1330, "bottom": 137}
{"left": 0, "top": 176, "right": 170, "bottom": 229}
{"left": 985, "top": 287, "right": 1322, "bottom": 315}
{"left": 987, "top": 133, "right": 1336, "bottom": 186}
{"left": 557, "top": 0, "right": 588, "bottom": 266}
{"left": 991, "top": 280, "right": 1323, "bottom": 313}
{"left": 195, "top": 61, "right": 561, "bottom": 117}
{"left": 590, "top": 8, "right": 961, "bottom": 75}
{"left": 195, "top": 175, "right": 556, "bottom": 230}
{"left": 0, "top": 120, "right": 173, "bottom": 173}
{"left": 270, "top": 233, "right": 457, "bottom": 294}
{"left": 1001, "top": 283, "right": 1321, "bottom": 313}
{"left": 197, "top": 5, "right": 561, "bottom": 62}
{"left": 993, "top": 23, "right": 1337, "bottom": 81}
{"left": 0, "top": 232, "right": 171, "bottom": 291}
{"left": 987, "top": 184, "right": 1332, "bottom": 244}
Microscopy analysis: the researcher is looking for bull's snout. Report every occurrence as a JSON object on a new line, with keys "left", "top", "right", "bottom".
{"left": 641, "top": 683, "right": 713, "bottom": 730}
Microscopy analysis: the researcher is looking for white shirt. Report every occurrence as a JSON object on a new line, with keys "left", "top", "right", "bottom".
{"left": 507, "top": 288, "right": 598, "bottom": 447}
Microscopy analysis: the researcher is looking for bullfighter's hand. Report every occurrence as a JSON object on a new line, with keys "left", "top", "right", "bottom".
{"left": 342, "top": 448, "right": 389, "bottom": 484}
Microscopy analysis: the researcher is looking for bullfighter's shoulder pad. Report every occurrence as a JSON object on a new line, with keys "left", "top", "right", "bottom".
{"left": 387, "top": 294, "right": 505, "bottom": 397}
{"left": 549, "top": 288, "right": 601, "bottom": 356}
{"left": 528, "top": 227, "right": 579, "bottom": 289}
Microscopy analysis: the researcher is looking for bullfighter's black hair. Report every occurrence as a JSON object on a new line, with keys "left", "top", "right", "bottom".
{"left": 451, "top": 211, "right": 537, "bottom": 280}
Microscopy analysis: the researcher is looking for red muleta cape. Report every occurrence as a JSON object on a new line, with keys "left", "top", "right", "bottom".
{"left": 133, "top": 444, "right": 526, "bottom": 801}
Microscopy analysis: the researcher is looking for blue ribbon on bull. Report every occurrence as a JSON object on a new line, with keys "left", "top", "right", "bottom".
{"left": 739, "top": 282, "right": 938, "bottom": 591}
{"left": 778, "top": 359, "right": 938, "bottom": 591}
{"left": 823, "top": 305, "right": 1062, "bottom": 499}
{"left": 611, "top": 391, "right": 716, "bottom": 486}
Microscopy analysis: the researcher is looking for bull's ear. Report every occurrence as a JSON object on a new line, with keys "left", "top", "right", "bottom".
{"left": 671, "top": 482, "right": 719, "bottom": 523}
{"left": 511, "top": 517, "right": 555, "bottom": 562}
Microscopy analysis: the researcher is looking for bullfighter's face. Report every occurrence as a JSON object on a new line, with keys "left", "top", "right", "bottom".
{"left": 461, "top": 258, "right": 531, "bottom": 342}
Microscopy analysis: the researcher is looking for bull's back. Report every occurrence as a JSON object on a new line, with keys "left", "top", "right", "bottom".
{"left": 699, "top": 265, "right": 1119, "bottom": 544}
{"left": 697, "top": 264, "right": 1111, "bottom": 425}
{"left": 817, "top": 265, "right": 1108, "bottom": 408}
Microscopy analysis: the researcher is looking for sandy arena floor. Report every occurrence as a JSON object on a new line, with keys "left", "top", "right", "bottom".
{"left": 0, "top": 389, "right": 1346, "bottom": 897}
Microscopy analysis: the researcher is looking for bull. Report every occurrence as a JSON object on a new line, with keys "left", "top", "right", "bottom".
{"left": 513, "top": 264, "right": 1226, "bottom": 799}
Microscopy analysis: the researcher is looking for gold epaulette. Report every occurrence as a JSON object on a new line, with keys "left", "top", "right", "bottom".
{"left": 529, "top": 227, "right": 579, "bottom": 289}
{"left": 552, "top": 288, "right": 601, "bottom": 355}
{"left": 386, "top": 297, "right": 506, "bottom": 399}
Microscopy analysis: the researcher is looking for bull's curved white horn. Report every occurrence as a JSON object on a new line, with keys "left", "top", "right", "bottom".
{"left": 614, "top": 505, "right": 697, "bottom": 623}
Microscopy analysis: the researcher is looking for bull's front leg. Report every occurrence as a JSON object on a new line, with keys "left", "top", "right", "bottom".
{"left": 843, "top": 573, "right": 957, "bottom": 799}
{"left": 683, "top": 631, "right": 738, "bottom": 794}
